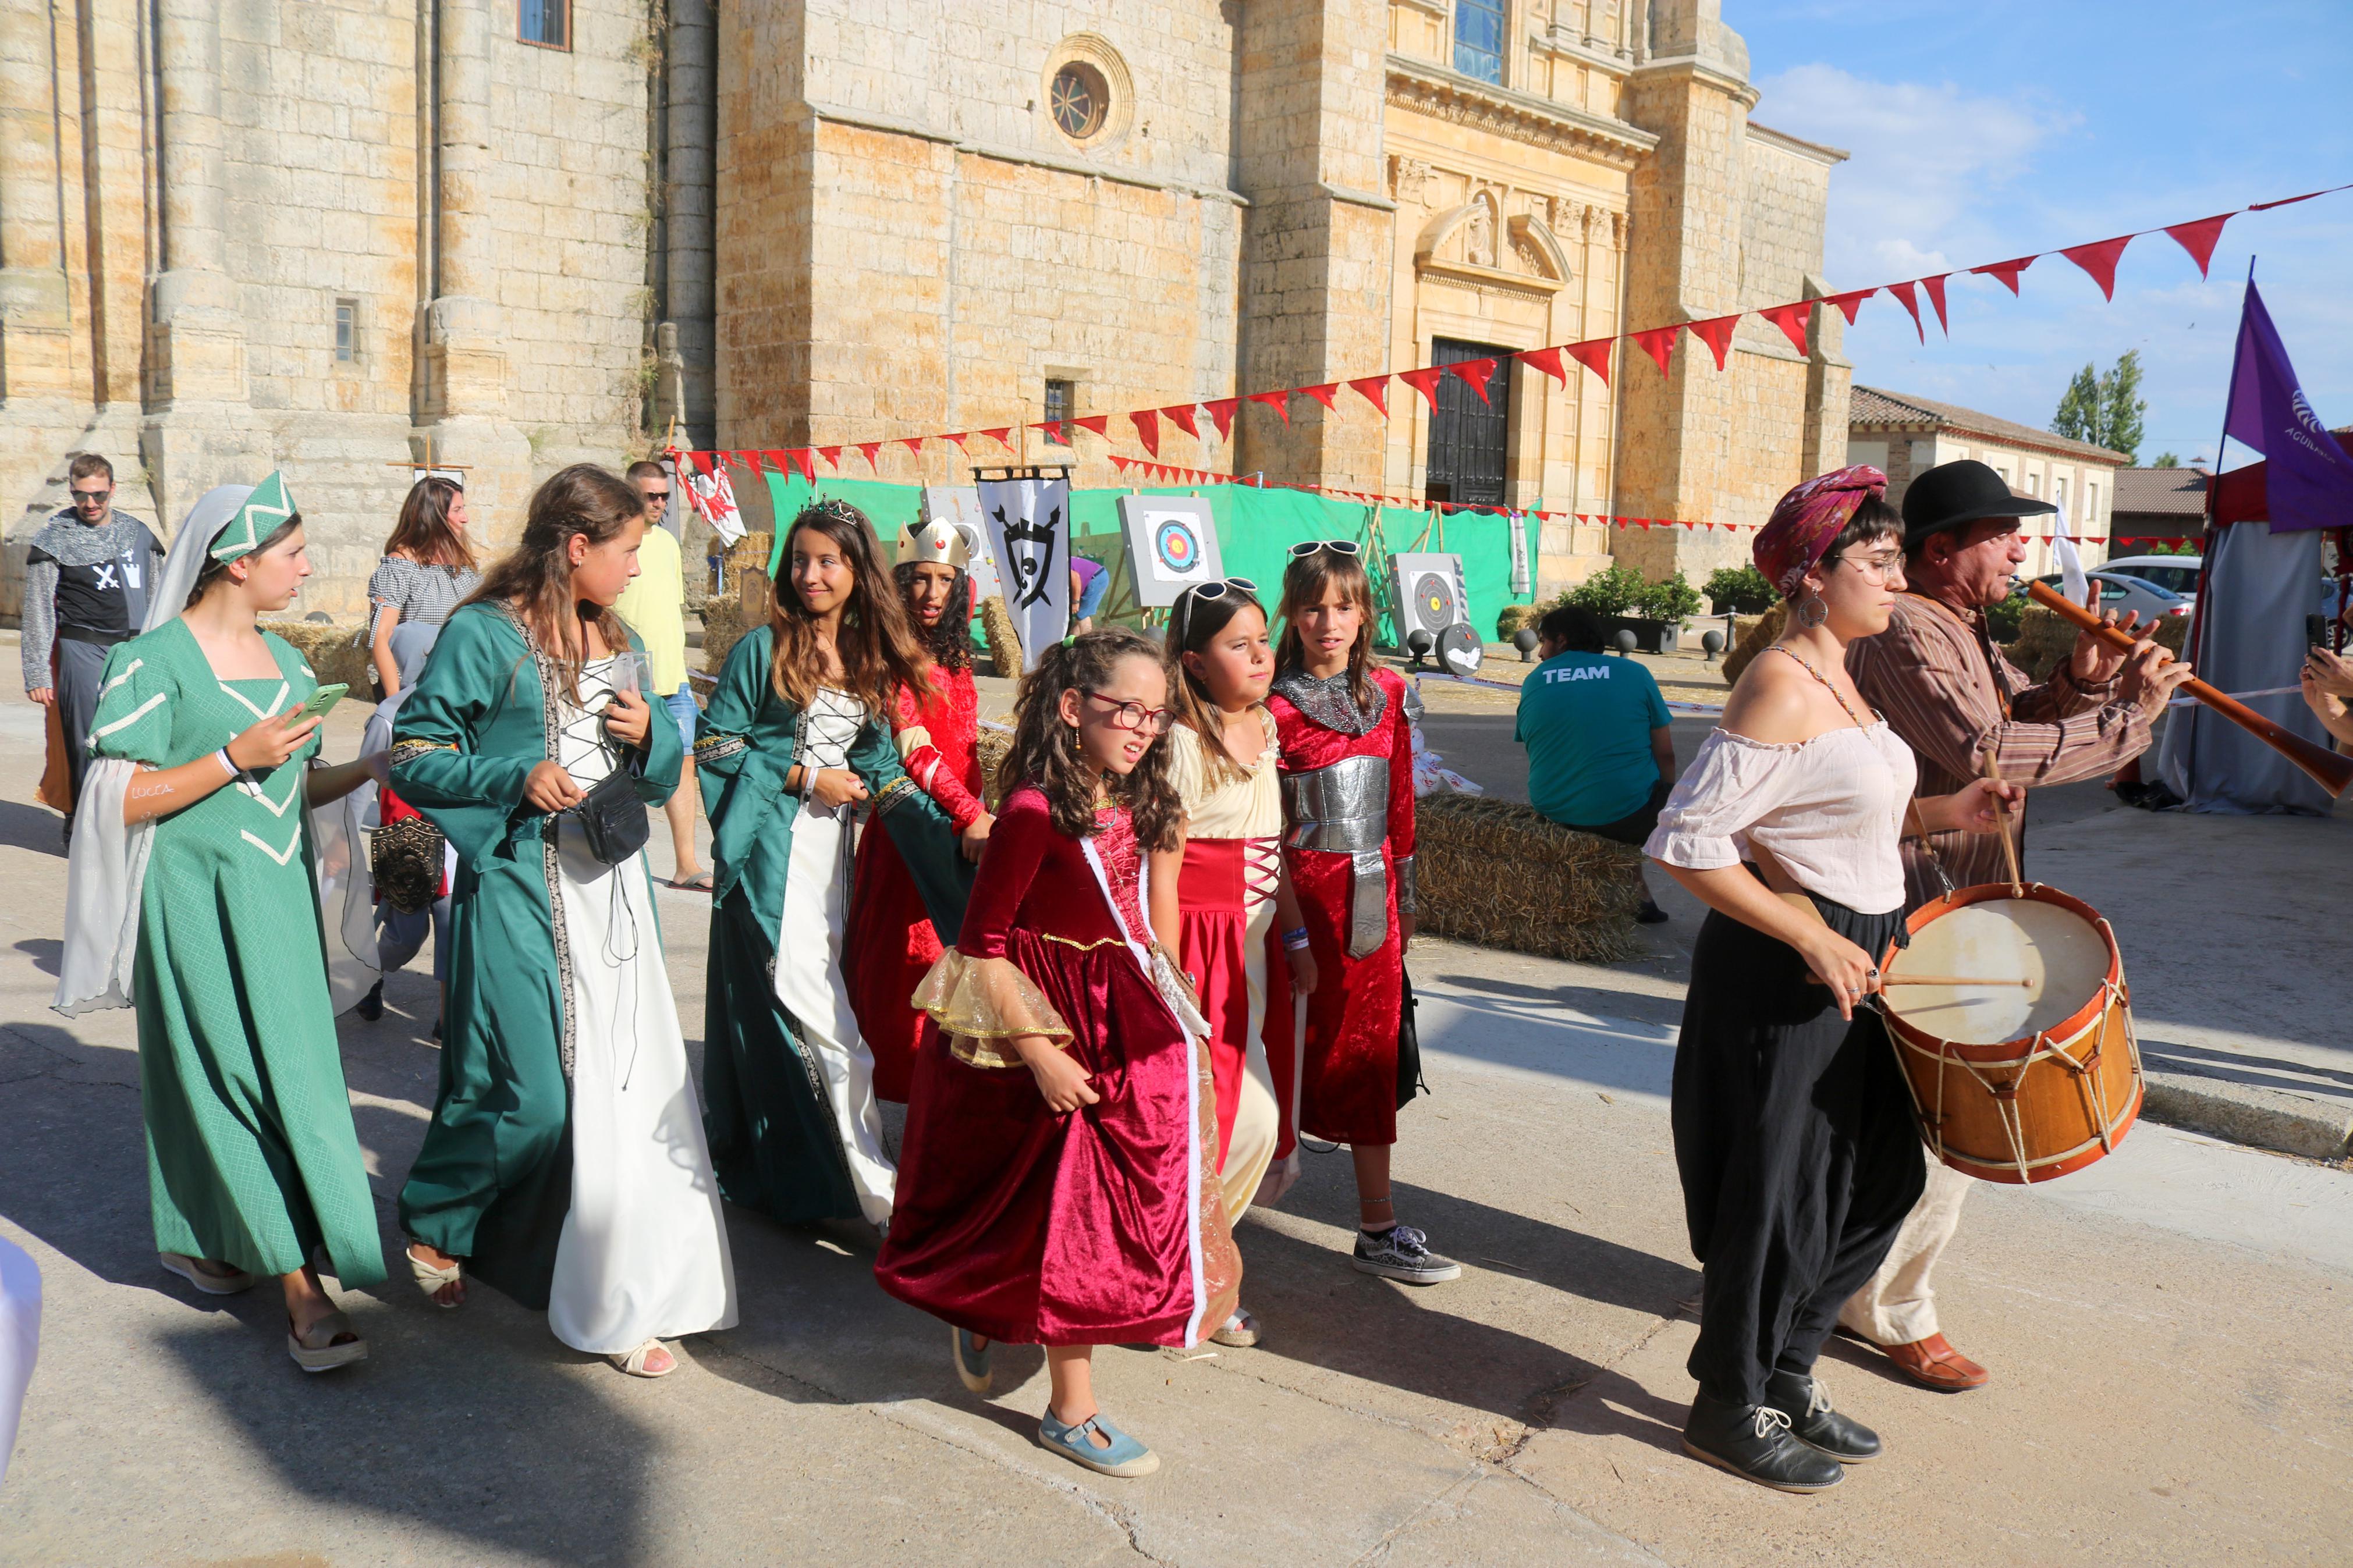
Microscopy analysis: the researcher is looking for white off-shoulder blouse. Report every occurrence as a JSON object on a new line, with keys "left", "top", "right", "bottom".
{"left": 1644, "top": 722, "right": 1918, "bottom": 916}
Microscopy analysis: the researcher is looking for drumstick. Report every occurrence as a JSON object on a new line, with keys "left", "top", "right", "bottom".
{"left": 1881, "top": 974, "right": 2035, "bottom": 988}
{"left": 1981, "top": 739, "right": 2024, "bottom": 897}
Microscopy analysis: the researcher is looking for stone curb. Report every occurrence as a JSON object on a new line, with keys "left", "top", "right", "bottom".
{"left": 2140, "top": 1070, "right": 2353, "bottom": 1164}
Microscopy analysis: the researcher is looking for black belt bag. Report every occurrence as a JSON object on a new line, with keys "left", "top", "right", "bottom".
{"left": 564, "top": 761, "right": 650, "bottom": 866}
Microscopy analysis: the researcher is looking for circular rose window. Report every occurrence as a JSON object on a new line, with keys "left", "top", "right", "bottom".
{"left": 1050, "top": 62, "right": 1109, "bottom": 141}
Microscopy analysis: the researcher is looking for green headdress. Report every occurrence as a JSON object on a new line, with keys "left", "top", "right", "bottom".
{"left": 209, "top": 471, "right": 296, "bottom": 562}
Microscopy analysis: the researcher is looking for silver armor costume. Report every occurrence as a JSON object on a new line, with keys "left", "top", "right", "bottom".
{"left": 1281, "top": 755, "right": 1394, "bottom": 958}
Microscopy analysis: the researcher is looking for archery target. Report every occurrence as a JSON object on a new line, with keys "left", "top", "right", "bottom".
{"left": 1413, "top": 571, "right": 1459, "bottom": 631}
{"left": 1117, "top": 495, "right": 1222, "bottom": 607}
{"left": 1154, "top": 516, "right": 1202, "bottom": 574}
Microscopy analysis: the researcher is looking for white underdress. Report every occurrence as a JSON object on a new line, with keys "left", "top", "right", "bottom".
{"left": 544, "top": 657, "right": 738, "bottom": 1354}
{"left": 773, "top": 686, "right": 897, "bottom": 1225}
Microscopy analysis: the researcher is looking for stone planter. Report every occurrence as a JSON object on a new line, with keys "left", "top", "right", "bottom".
{"left": 1599, "top": 614, "right": 1677, "bottom": 655}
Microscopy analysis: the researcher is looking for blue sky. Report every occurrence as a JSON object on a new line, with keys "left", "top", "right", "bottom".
{"left": 1738, "top": 0, "right": 2353, "bottom": 467}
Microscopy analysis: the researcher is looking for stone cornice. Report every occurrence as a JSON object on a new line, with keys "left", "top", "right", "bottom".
{"left": 1626, "top": 55, "right": 1761, "bottom": 112}
{"left": 1416, "top": 255, "right": 1563, "bottom": 300}
{"left": 1748, "top": 122, "right": 1849, "bottom": 168}
{"left": 1385, "top": 55, "right": 1658, "bottom": 170}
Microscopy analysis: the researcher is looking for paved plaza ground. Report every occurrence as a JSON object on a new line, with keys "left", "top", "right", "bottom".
{"left": 3, "top": 653, "right": 2350, "bottom": 1566}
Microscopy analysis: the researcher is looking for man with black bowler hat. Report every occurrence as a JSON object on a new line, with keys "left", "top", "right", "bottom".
{"left": 1840, "top": 458, "right": 2190, "bottom": 1392}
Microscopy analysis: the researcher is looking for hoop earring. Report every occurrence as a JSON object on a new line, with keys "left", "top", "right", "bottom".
{"left": 1794, "top": 592, "right": 1827, "bottom": 630}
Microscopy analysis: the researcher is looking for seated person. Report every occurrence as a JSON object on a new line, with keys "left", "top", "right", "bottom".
{"left": 1516, "top": 604, "right": 1678, "bottom": 923}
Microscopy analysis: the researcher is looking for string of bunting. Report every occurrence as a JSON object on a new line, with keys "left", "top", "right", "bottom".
{"left": 673, "top": 182, "right": 2348, "bottom": 521}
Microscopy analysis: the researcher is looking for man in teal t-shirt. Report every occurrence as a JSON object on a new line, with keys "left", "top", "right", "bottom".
{"left": 1515, "top": 605, "right": 1678, "bottom": 922}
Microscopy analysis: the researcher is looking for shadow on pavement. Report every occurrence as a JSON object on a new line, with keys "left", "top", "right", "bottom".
{"left": 2139, "top": 1034, "right": 2353, "bottom": 1100}
{"left": 15, "top": 936, "right": 61, "bottom": 977}
{"left": 0, "top": 797, "right": 66, "bottom": 857}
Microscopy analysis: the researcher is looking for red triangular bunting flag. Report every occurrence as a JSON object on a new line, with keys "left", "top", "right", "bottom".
{"left": 1297, "top": 383, "right": 1340, "bottom": 411}
{"left": 856, "top": 442, "right": 882, "bottom": 470}
{"left": 1204, "top": 398, "right": 1238, "bottom": 441}
{"left": 724, "top": 450, "right": 754, "bottom": 474}
{"left": 941, "top": 432, "right": 971, "bottom": 453}
{"left": 1247, "top": 390, "right": 1290, "bottom": 425}
{"left": 790, "top": 449, "right": 815, "bottom": 482}
{"left": 1347, "top": 375, "right": 1391, "bottom": 415}
{"left": 1162, "top": 404, "right": 1201, "bottom": 440}
{"left": 1446, "top": 358, "right": 1499, "bottom": 403}
{"left": 2249, "top": 186, "right": 2341, "bottom": 210}
{"left": 2163, "top": 213, "right": 2231, "bottom": 278}
{"left": 1032, "top": 420, "right": 1069, "bottom": 446}
{"left": 1887, "top": 280, "right": 1926, "bottom": 343}
{"left": 2059, "top": 234, "right": 2131, "bottom": 300}
{"left": 1971, "top": 255, "right": 2035, "bottom": 294}
{"left": 1398, "top": 365, "right": 1447, "bottom": 411}
{"left": 816, "top": 446, "right": 842, "bottom": 470}
{"left": 980, "top": 427, "right": 1014, "bottom": 452}
{"left": 1820, "top": 289, "right": 1873, "bottom": 326}
{"left": 1759, "top": 302, "right": 1809, "bottom": 357}
{"left": 1131, "top": 408, "right": 1160, "bottom": 457}
{"left": 1685, "top": 319, "right": 1738, "bottom": 371}
{"left": 1518, "top": 346, "right": 1566, "bottom": 385}
{"left": 1631, "top": 326, "right": 1678, "bottom": 376}
{"left": 1921, "top": 273, "right": 1951, "bottom": 335}
{"left": 1073, "top": 414, "right": 1111, "bottom": 438}
{"left": 1566, "top": 339, "right": 1613, "bottom": 385}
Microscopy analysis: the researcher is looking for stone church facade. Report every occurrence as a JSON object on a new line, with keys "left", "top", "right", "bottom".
{"left": 4, "top": 0, "right": 1846, "bottom": 618}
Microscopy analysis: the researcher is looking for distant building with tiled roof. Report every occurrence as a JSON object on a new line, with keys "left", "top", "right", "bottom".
{"left": 2111, "top": 466, "right": 2209, "bottom": 546}
{"left": 1847, "top": 385, "right": 2130, "bottom": 571}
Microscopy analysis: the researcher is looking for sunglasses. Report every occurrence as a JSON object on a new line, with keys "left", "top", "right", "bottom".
{"left": 1288, "top": 539, "right": 1361, "bottom": 559}
{"left": 71, "top": 488, "right": 111, "bottom": 502}
{"left": 1082, "top": 691, "right": 1173, "bottom": 736}
{"left": 1179, "top": 576, "right": 1259, "bottom": 603}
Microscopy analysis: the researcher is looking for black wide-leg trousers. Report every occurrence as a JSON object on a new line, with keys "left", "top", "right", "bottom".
{"left": 1672, "top": 891, "right": 1926, "bottom": 1407}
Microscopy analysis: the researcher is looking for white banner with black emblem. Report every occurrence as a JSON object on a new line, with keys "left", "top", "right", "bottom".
{"left": 977, "top": 474, "right": 1071, "bottom": 671}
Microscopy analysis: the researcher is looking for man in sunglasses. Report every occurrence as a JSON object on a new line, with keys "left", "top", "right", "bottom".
{"left": 617, "top": 458, "right": 711, "bottom": 890}
{"left": 22, "top": 453, "right": 161, "bottom": 840}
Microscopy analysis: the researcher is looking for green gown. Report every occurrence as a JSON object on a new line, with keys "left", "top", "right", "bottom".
{"left": 389, "top": 603, "right": 682, "bottom": 1308}
{"left": 695, "top": 625, "right": 970, "bottom": 1224}
{"left": 87, "top": 618, "right": 385, "bottom": 1288}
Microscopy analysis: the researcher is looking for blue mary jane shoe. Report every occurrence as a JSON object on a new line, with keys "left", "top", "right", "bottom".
{"left": 1038, "top": 1409, "right": 1160, "bottom": 1478}
{"left": 952, "top": 1325, "right": 992, "bottom": 1394}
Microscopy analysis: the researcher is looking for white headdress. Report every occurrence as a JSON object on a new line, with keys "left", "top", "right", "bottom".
{"left": 896, "top": 517, "right": 971, "bottom": 570}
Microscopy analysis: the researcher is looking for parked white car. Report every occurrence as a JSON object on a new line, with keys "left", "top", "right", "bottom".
{"left": 2102, "top": 554, "right": 2203, "bottom": 600}
{"left": 2030, "top": 570, "right": 2194, "bottom": 623}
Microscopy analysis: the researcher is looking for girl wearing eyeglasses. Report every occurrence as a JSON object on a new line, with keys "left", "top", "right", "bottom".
{"left": 1264, "top": 542, "right": 1458, "bottom": 1285}
{"left": 694, "top": 500, "right": 966, "bottom": 1235}
{"left": 1145, "top": 578, "right": 1305, "bottom": 1350}
{"left": 879, "top": 628, "right": 1243, "bottom": 1480}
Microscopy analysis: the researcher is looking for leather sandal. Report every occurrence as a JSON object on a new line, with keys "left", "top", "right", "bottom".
{"left": 286, "top": 1310, "right": 368, "bottom": 1374}
{"left": 406, "top": 1242, "right": 464, "bottom": 1309}
{"left": 1879, "top": 1332, "right": 1989, "bottom": 1391}
{"left": 611, "top": 1339, "right": 679, "bottom": 1378}
{"left": 160, "top": 1252, "right": 256, "bottom": 1296}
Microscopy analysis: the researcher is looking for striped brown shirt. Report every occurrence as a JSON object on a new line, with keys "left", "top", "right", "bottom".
{"left": 1847, "top": 593, "right": 2157, "bottom": 908}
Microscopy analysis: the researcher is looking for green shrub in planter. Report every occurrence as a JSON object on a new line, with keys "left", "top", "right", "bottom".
{"left": 1985, "top": 591, "right": 2027, "bottom": 643}
{"left": 1635, "top": 572, "right": 1702, "bottom": 622}
{"left": 1563, "top": 563, "right": 1648, "bottom": 616}
{"left": 1703, "top": 564, "right": 1774, "bottom": 615}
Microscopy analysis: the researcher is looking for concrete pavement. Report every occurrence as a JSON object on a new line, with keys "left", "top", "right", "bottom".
{"left": 2, "top": 671, "right": 2351, "bottom": 1566}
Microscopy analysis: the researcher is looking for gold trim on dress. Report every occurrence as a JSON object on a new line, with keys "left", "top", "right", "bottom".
{"left": 912, "top": 948, "right": 1074, "bottom": 1068}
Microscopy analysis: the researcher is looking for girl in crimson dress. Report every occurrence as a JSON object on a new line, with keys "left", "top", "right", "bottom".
{"left": 1264, "top": 542, "right": 1458, "bottom": 1285}
{"left": 1146, "top": 578, "right": 1312, "bottom": 1350}
{"left": 876, "top": 630, "right": 1241, "bottom": 1480}
{"left": 846, "top": 519, "right": 992, "bottom": 1101}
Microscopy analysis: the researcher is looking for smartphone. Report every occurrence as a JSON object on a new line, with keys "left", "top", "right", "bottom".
{"left": 293, "top": 682, "right": 349, "bottom": 721}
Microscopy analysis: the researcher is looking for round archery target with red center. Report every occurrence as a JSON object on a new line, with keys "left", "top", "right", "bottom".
{"left": 1413, "top": 571, "right": 1458, "bottom": 630}
{"left": 1154, "top": 517, "right": 1201, "bottom": 574}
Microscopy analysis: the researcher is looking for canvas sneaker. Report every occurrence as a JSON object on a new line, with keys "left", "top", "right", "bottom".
{"left": 1352, "top": 1224, "right": 1463, "bottom": 1285}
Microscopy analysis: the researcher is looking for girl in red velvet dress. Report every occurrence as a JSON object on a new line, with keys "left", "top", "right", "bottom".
{"left": 846, "top": 520, "right": 993, "bottom": 1101}
{"left": 1264, "top": 543, "right": 1458, "bottom": 1285}
{"left": 877, "top": 629, "right": 1241, "bottom": 1480}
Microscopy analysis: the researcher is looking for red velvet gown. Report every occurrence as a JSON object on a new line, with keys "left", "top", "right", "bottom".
{"left": 876, "top": 785, "right": 1241, "bottom": 1346}
{"left": 846, "top": 664, "right": 986, "bottom": 1103}
{"left": 1264, "top": 666, "right": 1417, "bottom": 1153}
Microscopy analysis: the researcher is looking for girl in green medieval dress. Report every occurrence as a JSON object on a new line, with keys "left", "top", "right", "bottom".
{"left": 58, "top": 477, "right": 388, "bottom": 1372}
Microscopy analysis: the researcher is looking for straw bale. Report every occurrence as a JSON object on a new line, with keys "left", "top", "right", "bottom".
{"left": 702, "top": 531, "right": 773, "bottom": 673}
{"left": 974, "top": 721, "right": 1014, "bottom": 809}
{"left": 1415, "top": 793, "right": 1647, "bottom": 963}
{"left": 1496, "top": 603, "right": 1543, "bottom": 640}
{"left": 261, "top": 617, "right": 372, "bottom": 697}
{"left": 2001, "top": 602, "right": 2187, "bottom": 682}
{"left": 980, "top": 595, "right": 1024, "bottom": 678}
{"left": 1719, "top": 603, "right": 1788, "bottom": 685}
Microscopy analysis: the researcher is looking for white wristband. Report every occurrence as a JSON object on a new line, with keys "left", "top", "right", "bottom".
{"left": 215, "top": 748, "right": 237, "bottom": 779}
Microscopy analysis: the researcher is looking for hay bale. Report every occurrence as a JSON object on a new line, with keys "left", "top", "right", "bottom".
{"left": 262, "top": 617, "right": 372, "bottom": 697}
{"left": 1415, "top": 793, "right": 1646, "bottom": 963}
{"left": 979, "top": 595, "right": 1023, "bottom": 678}
{"left": 2000, "top": 602, "right": 2188, "bottom": 683}
{"left": 974, "top": 721, "right": 1014, "bottom": 809}
{"left": 1496, "top": 602, "right": 1543, "bottom": 641}
{"left": 703, "top": 530, "right": 773, "bottom": 673}
{"left": 1719, "top": 602, "right": 1788, "bottom": 685}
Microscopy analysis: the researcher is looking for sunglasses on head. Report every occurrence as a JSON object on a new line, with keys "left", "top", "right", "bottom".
{"left": 1179, "top": 576, "right": 1259, "bottom": 603}
{"left": 1287, "top": 539, "right": 1361, "bottom": 559}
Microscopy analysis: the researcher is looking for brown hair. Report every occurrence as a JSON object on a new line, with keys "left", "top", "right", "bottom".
{"left": 1275, "top": 546, "right": 1379, "bottom": 710}
{"left": 1165, "top": 585, "right": 1267, "bottom": 791}
{"left": 1003, "top": 628, "right": 1182, "bottom": 850}
{"left": 625, "top": 460, "right": 666, "bottom": 483}
{"left": 67, "top": 452, "right": 114, "bottom": 485}
{"left": 894, "top": 560, "right": 974, "bottom": 674}
{"left": 384, "top": 477, "right": 478, "bottom": 571}
{"left": 768, "top": 499, "right": 933, "bottom": 714}
{"left": 187, "top": 515, "right": 303, "bottom": 609}
{"left": 464, "top": 463, "right": 641, "bottom": 702}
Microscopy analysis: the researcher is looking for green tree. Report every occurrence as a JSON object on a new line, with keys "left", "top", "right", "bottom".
{"left": 2152, "top": 452, "right": 2182, "bottom": 468}
{"left": 2052, "top": 364, "right": 2102, "bottom": 445}
{"left": 2097, "top": 350, "right": 2147, "bottom": 461}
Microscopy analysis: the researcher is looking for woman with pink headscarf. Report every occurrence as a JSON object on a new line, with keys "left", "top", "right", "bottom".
{"left": 1640, "top": 467, "right": 2021, "bottom": 1496}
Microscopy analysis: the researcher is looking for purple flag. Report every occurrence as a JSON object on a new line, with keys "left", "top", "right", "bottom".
{"left": 2221, "top": 280, "right": 2353, "bottom": 532}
